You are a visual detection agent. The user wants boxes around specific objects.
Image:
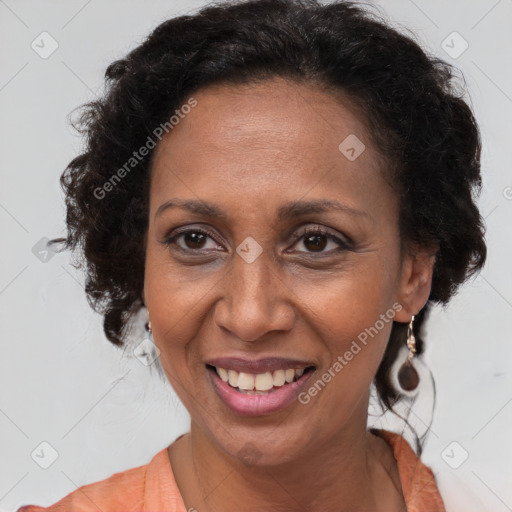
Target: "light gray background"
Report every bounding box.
[1,1,511,511]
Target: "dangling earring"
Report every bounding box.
[133,308,160,367]
[145,309,152,336]
[397,315,419,391]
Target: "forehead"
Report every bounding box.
[154,77,371,156]
[149,77,393,221]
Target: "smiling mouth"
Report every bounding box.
[206,364,315,394]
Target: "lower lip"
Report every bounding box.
[207,366,315,416]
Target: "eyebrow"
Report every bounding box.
[155,198,371,222]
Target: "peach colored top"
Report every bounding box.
[17,429,445,512]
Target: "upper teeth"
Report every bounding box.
[215,367,306,391]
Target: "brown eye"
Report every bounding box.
[291,226,351,254]
[303,233,329,252]
[161,227,223,253]
[182,231,208,249]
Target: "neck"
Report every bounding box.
[169,399,404,512]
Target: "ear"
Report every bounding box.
[394,243,437,323]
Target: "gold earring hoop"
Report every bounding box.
[397,315,419,391]
[145,309,152,334]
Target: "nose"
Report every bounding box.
[213,248,295,343]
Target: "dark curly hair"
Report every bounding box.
[49,0,486,435]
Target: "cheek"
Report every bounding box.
[143,250,200,355]
[298,254,400,383]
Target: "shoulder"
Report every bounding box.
[16,448,170,512]
[371,428,446,512]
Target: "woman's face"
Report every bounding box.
[144,77,430,465]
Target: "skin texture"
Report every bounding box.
[143,77,436,512]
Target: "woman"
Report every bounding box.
[17,0,486,510]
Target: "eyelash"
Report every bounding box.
[161,225,351,255]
